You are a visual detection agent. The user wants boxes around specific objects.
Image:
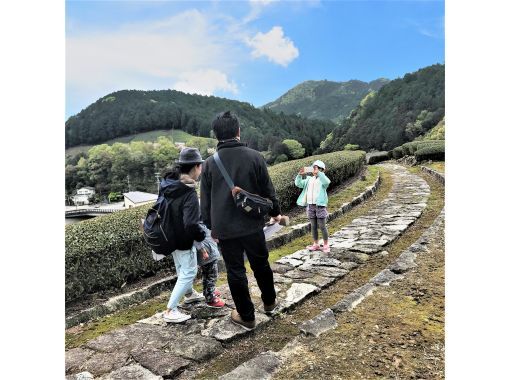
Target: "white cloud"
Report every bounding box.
[245,26,299,67]
[173,69,238,95]
[244,0,278,23]
[66,9,239,95]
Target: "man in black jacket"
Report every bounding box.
[200,111,282,330]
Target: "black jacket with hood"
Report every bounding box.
[200,140,281,240]
[160,175,205,250]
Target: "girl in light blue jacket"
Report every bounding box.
[295,160,331,253]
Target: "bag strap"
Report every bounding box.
[213,152,235,191]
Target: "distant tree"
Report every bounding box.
[343,143,360,151]
[274,154,288,164]
[282,139,305,159]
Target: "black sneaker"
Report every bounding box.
[230,309,256,331]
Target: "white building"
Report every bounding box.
[72,187,96,206]
[123,191,158,208]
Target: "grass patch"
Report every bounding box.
[65,295,167,349]
[423,161,445,173]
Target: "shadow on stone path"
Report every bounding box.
[66,163,430,380]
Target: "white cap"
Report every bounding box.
[312,160,326,170]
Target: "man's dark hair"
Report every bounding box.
[212,111,240,141]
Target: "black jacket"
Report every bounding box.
[160,177,205,250]
[200,140,281,240]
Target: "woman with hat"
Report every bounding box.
[160,147,224,323]
[295,160,332,253]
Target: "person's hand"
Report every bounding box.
[211,231,219,243]
[270,215,282,224]
[313,166,319,176]
[201,248,209,260]
[298,167,305,175]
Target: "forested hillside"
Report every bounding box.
[262,79,389,123]
[65,89,336,156]
[318,64,445,152]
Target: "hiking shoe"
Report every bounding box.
[230,309,256,331]
[206,297,225,309]
[183,288,205,304]
[162,309,191,323]
[306,243,321,251]
[322,243,331,253]
[263,300,279,316]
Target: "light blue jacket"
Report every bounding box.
[295,172,331,207]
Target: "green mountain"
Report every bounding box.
[65,89,336,156]
[262,78,389,123]
[318,64,445,152]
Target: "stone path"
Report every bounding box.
[221,208,445,380]
[66,163,430,380]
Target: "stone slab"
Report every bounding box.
[99,363,163,380]
[282,268,315,280]
[275,257,303,267]
[301,257,341,267]
[300,308,338,338]
[369,269,404,286]
[66,347,95,374]
[297,265,348,278]
[83,351,129,377]
[219,351,282,380]
[271,263,294,274]
[331,250,370,263]
[301,274,337,289]
[283,283,318,308]
[84,326,142,353]
[273,272,293,284]
[66,372,94,380]
[170,335,224,362]
[389,251,417,273]
[349,244,382,254]
[331,283,377,313]
[131,347,191,377]
[201,312,271,342]
[339,261,359,271]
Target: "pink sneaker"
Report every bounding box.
[213,289,221,297]
[322,243,331,253]
[206,297,225,308]
[306,243,321,251]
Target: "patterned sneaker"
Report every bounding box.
[306,243,321,251]
[206,297,225,308]
[162,309,191,323]
[183,288,205,304]
[322,243,331,253]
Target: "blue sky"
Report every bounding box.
[66,0,444,119]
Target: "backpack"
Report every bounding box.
[142,194,176,256]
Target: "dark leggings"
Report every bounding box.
[310,217,328,242]
[201,260,218,303]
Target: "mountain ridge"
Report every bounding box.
[262,78,389,123]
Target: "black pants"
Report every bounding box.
[219,230,276,322]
